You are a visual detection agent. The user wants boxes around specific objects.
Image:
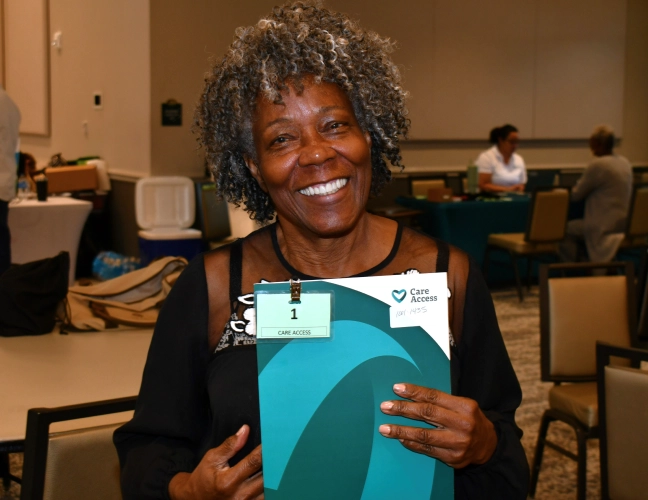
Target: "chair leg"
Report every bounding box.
[510,252,524,301]
[529,411,553,498]
[0,452,10,490]
[576,428,588,500]
[526,257,533,291]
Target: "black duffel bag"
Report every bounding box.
[0,251,69,336]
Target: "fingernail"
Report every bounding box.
[380,401,393,411]
[378,424,391,436]
[393,383,405,393]
[236,425,246,436]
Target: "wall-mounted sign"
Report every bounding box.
[162,99,182,126]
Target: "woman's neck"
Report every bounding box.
[274,213,396,278]
[496,145,512,164]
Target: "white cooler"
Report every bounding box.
[136,177,203,266]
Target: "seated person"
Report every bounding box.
[113,4,529,499]
[17,152,38,192]
[559,125,633,262]
[476,124,526,193]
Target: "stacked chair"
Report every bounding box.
[596,342,648,500]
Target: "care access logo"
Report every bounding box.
[391,289,407,303]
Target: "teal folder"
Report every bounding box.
[255,273,453,499]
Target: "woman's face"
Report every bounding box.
[497,131,519,158]
[246,77,372,238]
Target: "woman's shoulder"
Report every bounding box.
[475,146,497,169]
[512,151,526,167]
[399,226,471,277]
[203,224,274,272]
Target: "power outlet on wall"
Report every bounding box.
[93,92,103,110]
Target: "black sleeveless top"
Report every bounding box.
[206,224,451,464]
[114,223,529,499]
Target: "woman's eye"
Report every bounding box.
[270,136,288,146]
[328,121,347,131]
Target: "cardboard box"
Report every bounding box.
[45,165,98,194]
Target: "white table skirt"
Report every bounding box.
[0,328,152,443]
[8,197,92,285]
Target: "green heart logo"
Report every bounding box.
[392,289,407,303]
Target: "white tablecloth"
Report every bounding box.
[0,328,152,443]
[8,197,92,285]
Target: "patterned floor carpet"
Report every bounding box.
[1,287,599,499]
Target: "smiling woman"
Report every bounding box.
[113,3,529,499]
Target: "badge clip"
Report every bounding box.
[290,277,301,303]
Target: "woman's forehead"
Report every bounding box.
[253,78,353,120]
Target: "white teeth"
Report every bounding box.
[299,178,348,197]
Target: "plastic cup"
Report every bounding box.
[36,178,48,202]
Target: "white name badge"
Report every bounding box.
[256,292,332,340]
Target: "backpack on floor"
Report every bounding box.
[0,252,70,336]
[62,256,187,331]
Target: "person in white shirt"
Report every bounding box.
[0,85,21,275]
[475,124,526,193]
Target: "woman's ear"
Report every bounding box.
[244,155,268,193]
[364,130,372,148]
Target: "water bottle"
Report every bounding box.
[467,161,478,195]
[17,175,30,199]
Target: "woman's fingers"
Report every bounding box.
[206,425,251,470]
[377,424,472,467]
[241,467,265,498]
[391,383,464,409]
[380,383,498,467]
[230,444,263,484]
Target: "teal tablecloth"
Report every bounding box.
[396,195,534,284]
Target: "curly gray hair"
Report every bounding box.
[194,1,410,222]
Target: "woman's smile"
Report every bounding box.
[298,177,348,197]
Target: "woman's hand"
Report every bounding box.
[378,383,497,469]
[168,425,263,500]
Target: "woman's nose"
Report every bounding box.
[297,135,335,167]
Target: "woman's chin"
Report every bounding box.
[283,211,368,240]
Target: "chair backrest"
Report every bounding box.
[193,179,232,242]
[539,262,636,382]
[21,397,137,500]
[639,249,648,345]
[411,178,445,197]
[524,169,558,193]
[426,187,453,202]
[558,170,582,188]
[43,423,123,500]
[596,342,648,500]
[626,183,648,239]
[525,187,570,243]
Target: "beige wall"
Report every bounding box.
[402,0,648,170]
[149,0,277,177]
[16,0,648,178]
[19,0,151,178]
[148,0,647,177]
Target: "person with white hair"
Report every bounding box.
[560,125,633,262]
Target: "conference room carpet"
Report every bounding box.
[0,287,598,499]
